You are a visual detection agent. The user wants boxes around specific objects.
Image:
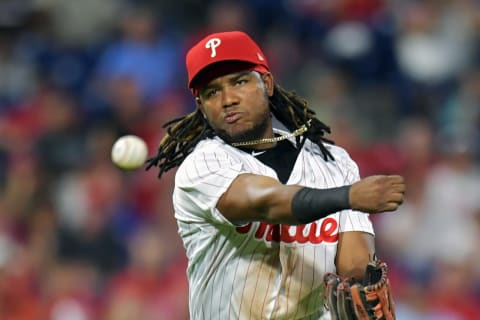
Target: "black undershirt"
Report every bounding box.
[241,139,299,184]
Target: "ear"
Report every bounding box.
[261,72,275,97]
[195,97,207,118]
[195,96,203,109]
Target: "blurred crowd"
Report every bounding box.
[0,0,479,319]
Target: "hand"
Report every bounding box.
[349,175,405,213]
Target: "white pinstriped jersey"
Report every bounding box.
[173,130,374,320]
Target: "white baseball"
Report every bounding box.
[111,135,148,170]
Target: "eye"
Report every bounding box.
[205,88,219,98]
[235,78,248,85]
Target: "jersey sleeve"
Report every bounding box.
[330,145,375,235]
[174,147,248,225]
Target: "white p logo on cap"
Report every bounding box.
[205,38,221,58]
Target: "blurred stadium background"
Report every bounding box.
[0,0,479,319]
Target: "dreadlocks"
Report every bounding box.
[146,83,334,178]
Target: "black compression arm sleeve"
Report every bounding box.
[291,186,351,224]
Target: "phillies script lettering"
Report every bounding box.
[236,217,338,244]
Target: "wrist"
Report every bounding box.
[291,185,351,224]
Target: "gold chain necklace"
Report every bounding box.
[231,120,311,147]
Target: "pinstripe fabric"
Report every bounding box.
[173,132,374,320]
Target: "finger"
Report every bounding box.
[388,200,402,209]
[388,184,405,194]
[382,202,400,212]
[388,193,404,204]
[387,175,404,184]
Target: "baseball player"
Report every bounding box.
[147,31,403,319]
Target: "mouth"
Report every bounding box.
[225,112,242,124]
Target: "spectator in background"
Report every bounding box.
[393,0,478,118]
[94,6,182,105]
[102,224,188,320]
[373,118,436,300]
[34,88,86,180]
[413,133,480,269]
[0,29,38,108]
[32,0,124,47]
[438,68,480,160]
[52,125,128,276]
[395,1,476,87]
[87,4,187,145]
[375,118,436,262]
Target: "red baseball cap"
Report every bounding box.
[186,31,270,95]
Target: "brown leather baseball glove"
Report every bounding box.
[323,260,396,320]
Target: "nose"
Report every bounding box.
[221,86,239,108]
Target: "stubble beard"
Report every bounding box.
[216,109,271,145]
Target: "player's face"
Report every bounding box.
[196,71,274,145]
